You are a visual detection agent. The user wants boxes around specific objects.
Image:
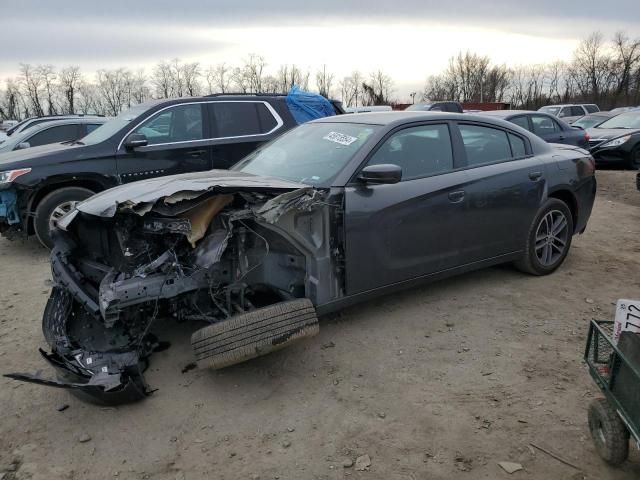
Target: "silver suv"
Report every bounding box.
[538,104,600,124]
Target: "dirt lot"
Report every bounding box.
[1,170,639,480]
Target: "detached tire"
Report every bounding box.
[192,299,319,370]
[515,198,573,276]
[588,398,630,466]
[34,187,94,249]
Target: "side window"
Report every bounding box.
[366,124,453,180]
[508,133,527,158]
[210,102,278,137]
[584,105,599,114]
[459,124,512,166]
[133,104,203,145]
[558,107,571,118]
[85,124,102,134]
[531,115,558,135]
[571,106,585,117]
[25,124,79,148]
[510,116,531,131]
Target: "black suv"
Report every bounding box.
[0,94,343,247]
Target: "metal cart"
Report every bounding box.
[585,320,640,465]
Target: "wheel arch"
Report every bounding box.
[26,176,112,234]
[548,188,578,233]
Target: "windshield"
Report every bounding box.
[232,123,379,186]
[573,115,610,129]
[80,103,152,145]
[539,106,561,116]
[405,103,431,111]
[596,112,640,130]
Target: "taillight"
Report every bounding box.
[585,133,590,141]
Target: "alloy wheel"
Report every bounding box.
[534,210,569,267]
[49,201,76,231]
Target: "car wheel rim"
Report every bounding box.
[49,201,76,231]
[534,210,569,267]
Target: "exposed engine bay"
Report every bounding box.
[5,172,345,404]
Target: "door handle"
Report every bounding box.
[187,149,207,158]
[529,171,543,181]
[448,190,465,203]
[559,135,566,140]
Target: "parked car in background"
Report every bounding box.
[538,104,600,124]
[610,106,640,113]
[405,101,464,113]
[0,118,108,154]
[4,114,106,137]
[0,92,343,248]
[0,120,19,131]
[572,111,619,130]
[8,111,597,404]
[481,110,589,148]
[586,111,640,169]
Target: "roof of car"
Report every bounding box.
[311,111,525,128]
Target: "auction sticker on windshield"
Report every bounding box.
[613,299,640,344]
[323,131,358,146]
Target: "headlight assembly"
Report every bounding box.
[0,168,31,185]
[601,135,631,148]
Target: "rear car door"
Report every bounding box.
[454,122,545,262]
[208,101,283,169]
[344,122,468,295]
[116,103,211,183]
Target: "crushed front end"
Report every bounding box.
[5,172,344,404]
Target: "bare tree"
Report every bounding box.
[96,68,131,116]
[38,65,58,115]
[19,63,44,116]
[316,64,334,98]
[362,70,394,105]
[182,62,201,97]
[206,63,231,94]
[60,66,82,114]
[152,61,173,99]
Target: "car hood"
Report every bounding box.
[587,128,640,140]
[0,142,82,168]
[74,169,311,218]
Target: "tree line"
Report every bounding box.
[1,31,638,121]
[423,31,640,109]
[0,54,395,120]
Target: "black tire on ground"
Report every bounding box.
[588,398,630,466]
[514,198,574,276]
[34,187,94,249]
[191,299,319,370]
[629,146,640,170]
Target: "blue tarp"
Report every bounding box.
[285,86,336,124]
[0,188,20,224]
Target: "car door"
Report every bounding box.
[116,103,211,183]
[454,122,545,262]
[208,101,283,169]
[344,122,468,295]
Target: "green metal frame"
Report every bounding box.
[585,319,640,445]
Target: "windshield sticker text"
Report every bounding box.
[323,132,358,146]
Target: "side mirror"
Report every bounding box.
[358,164,402,185]
[15,142,30,150]
[124,133,148,150]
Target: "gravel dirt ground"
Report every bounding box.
[1,170,639,480]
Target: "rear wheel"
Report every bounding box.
[588,398,630,465]
[34,187,94,249]
[515,198,573,275]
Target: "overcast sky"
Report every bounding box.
[2,1,639,100]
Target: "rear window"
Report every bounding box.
[210,102,279,138]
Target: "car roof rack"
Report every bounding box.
[204,92,289,98]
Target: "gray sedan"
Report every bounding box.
[7,112,597,405]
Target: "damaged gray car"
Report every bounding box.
[6,112,597,404]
